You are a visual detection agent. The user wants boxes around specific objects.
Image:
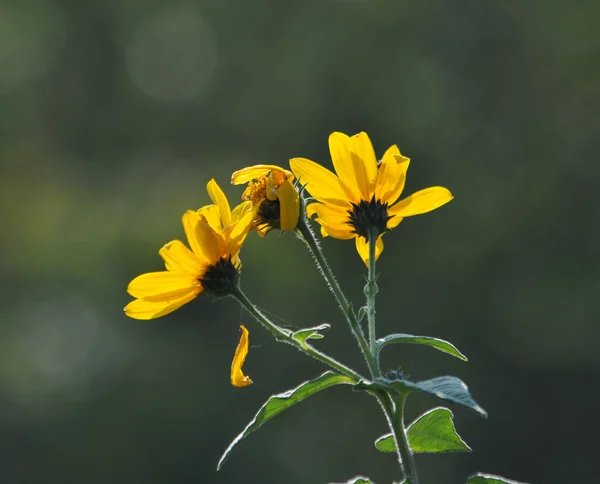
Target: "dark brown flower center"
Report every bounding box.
[347,196,391,239]
[200,257,239,297]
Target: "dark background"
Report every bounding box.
[1,1,598,483]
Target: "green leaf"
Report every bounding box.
[331,476,374,484]
[358,306,368,322]
[407,407,471,452]
[377,333,467,361]
[375,407,471,454]
[467,473,529,484]
[292,324,330,348]
[392,376,487,417]
[217,371,353,470]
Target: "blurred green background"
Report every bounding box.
[1,1,598,483]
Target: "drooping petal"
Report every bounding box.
[197,205,222,233]
[355,235,384,268]
[230,325,252,387]
[289,157,349,206]
[159,240,204,274]
[182,210,221,264]
[127,271,201,298]
[276,178,300,231]
[231,165,293,185]
[328,132,363,203]
[388,186,453,218]
[351,132,378,197]
[124,288,201,320]
[206,179,231,227]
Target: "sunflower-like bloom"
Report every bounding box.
[124,180,255,320]
[290,132,453,266]
[231,165,300,236]
[231,325,252,387]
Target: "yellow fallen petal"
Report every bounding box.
[355,235,384,268]
[328,132,363,203]
[159,240,204,274]
[276,178,300,231]
[389,186,453,218]
[231,165,293,185]
[231,325,252,387]
[206,179,231,228]
[289,157,349,206]
[124,288,201,320]
[351,132,378,198]
[127,271,201,298]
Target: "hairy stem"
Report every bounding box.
[365,228,379,361]
[232,287,363,382]
[296,216,379,378]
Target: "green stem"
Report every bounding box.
[296,216,379,378]
[391,392,419,484]
[365,227,379,359]
[232,287,363,382]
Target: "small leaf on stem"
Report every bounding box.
[377,333,467,361]
[467,473,529,484]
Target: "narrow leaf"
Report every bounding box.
[217,371,353,470]
[393,376,487,417]
[374,407,470,454]
[292,324,330,348]
[377,333,467,361]
[467,473,529,484]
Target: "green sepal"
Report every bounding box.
[356,376,486,417]
[292,323,330,348]
[375,407,471,454]
[217,371,353,470]
[467,473,529,483]
[377,333,467,361]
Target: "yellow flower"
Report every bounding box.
[290,132,453,266]
[231,325,252,387]
[124,180,254,320]
[231,165,300,236]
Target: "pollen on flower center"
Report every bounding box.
[347,196,391,239]
[242,175,269,205]
[200,257,239,297]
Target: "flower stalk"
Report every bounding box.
[295,213,379,379]
[365,227,379,361]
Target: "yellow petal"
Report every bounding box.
[387,214,403,230]
[230,200,254,224]
[231,325,252,387]
[197,205,222,233]
[328,132,363,203]
[375,147,410,205]
[124,288,200,320]
[289,157,349,206]
[351,132,378,198]
[127,271,201,298]
[206,179,231,227]
[389,186,453,218]
[355,235,384,268]
[231,165,293,185]
[315,219,355,240]
[276,178,300,231]
[182,210,221,264]
[159,240,204,274]
[306,202,350,226]
[226,208,255,259]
